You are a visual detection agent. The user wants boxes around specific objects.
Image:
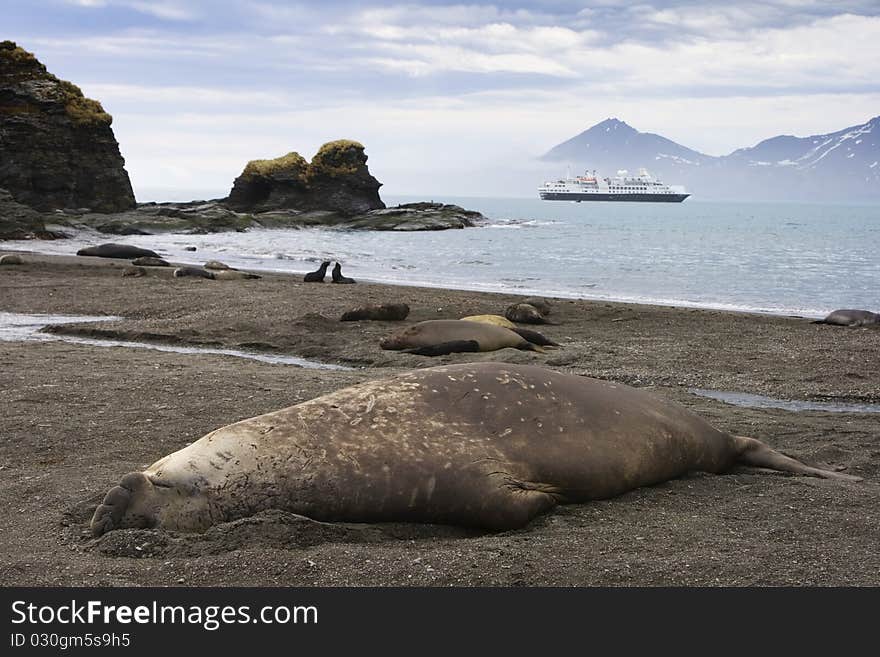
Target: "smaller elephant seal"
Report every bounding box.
[76,243,160,259]
[0,254,23,265]
[131,256,169,267]
[341,303,410,321]
[380,319,542,356]
[461,314,517,329]
[173,266,215,280]
[813,309,880,327]
[304,261,330,282]
[522,297,552,316]
[461,316,559,347]
[213,270,261,281]
[332,262,355,284]
[121,266,146,277]
[204,260,232,271]
[506,303,557,325]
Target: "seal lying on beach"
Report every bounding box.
[340,303,410,321]
[90,362,859,536]
[813,309,880,327]
[131,256,169,267]
[173,266,215,279]
[506,303,557,325]
[76,244,160,259]
[380,319,542,356]
[462,315,560,347]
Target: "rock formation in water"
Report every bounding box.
[0,41,135,213]
[226,140,385,215]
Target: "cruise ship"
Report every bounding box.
[539,168,689,202]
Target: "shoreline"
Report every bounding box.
[0,246,828,319]
[1,250,878,586]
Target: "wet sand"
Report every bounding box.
[1,251,878,586]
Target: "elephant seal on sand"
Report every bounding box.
[461,315,559,348]
[341,303,410,321]
[77,244,160,259]
[814,309,880,327]
[91,362,859,536]
[131,256,169,267]
[0,254,23,265]
[506,303,557,325]
[380,319,541,356]
[461,314,517,329]
[173,266,215,279]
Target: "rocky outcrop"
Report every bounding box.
[0,188,50,239]
[57,200,486,234]
[0,41,135,213]
[226,140,385,215]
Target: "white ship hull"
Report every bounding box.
[539,168,689,203]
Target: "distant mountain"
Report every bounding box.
[542,116,880,201]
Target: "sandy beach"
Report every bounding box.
[1,251,878,586]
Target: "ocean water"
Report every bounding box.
[5,197,879,318]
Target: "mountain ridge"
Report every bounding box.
[542,116,880,201]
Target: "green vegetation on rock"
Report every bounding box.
[58,81,112,126]
[241,152,308,180]
[307,139,365,178]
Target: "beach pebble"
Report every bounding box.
[184,246,197,251]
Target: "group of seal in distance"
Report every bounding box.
[90,362,860,536]
[304,261,354,284]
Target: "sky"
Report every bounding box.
[5,0,880,199]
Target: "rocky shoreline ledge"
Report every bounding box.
[42,199,487,235]
[0,42,487,239]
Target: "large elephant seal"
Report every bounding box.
[380,319,541,356]
[77,243,160,259]
[814,309,880,327]
[91,363,859,536]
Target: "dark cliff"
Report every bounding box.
[0,41,135,213]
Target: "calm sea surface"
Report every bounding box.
[5,197,879,318]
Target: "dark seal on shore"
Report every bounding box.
[331,262,355,284]
[77,244,160,259]
[90,362,860,536]
[814,309,880,327]
[304,261,330,283]
[341,303,410,321]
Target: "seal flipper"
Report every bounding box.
[405,340,481,356]
[510,327,560,348]
[733,436,862,482]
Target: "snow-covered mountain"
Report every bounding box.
[542,116,880,201]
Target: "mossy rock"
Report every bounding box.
[307,139,366,179]
[241,152,308,180]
